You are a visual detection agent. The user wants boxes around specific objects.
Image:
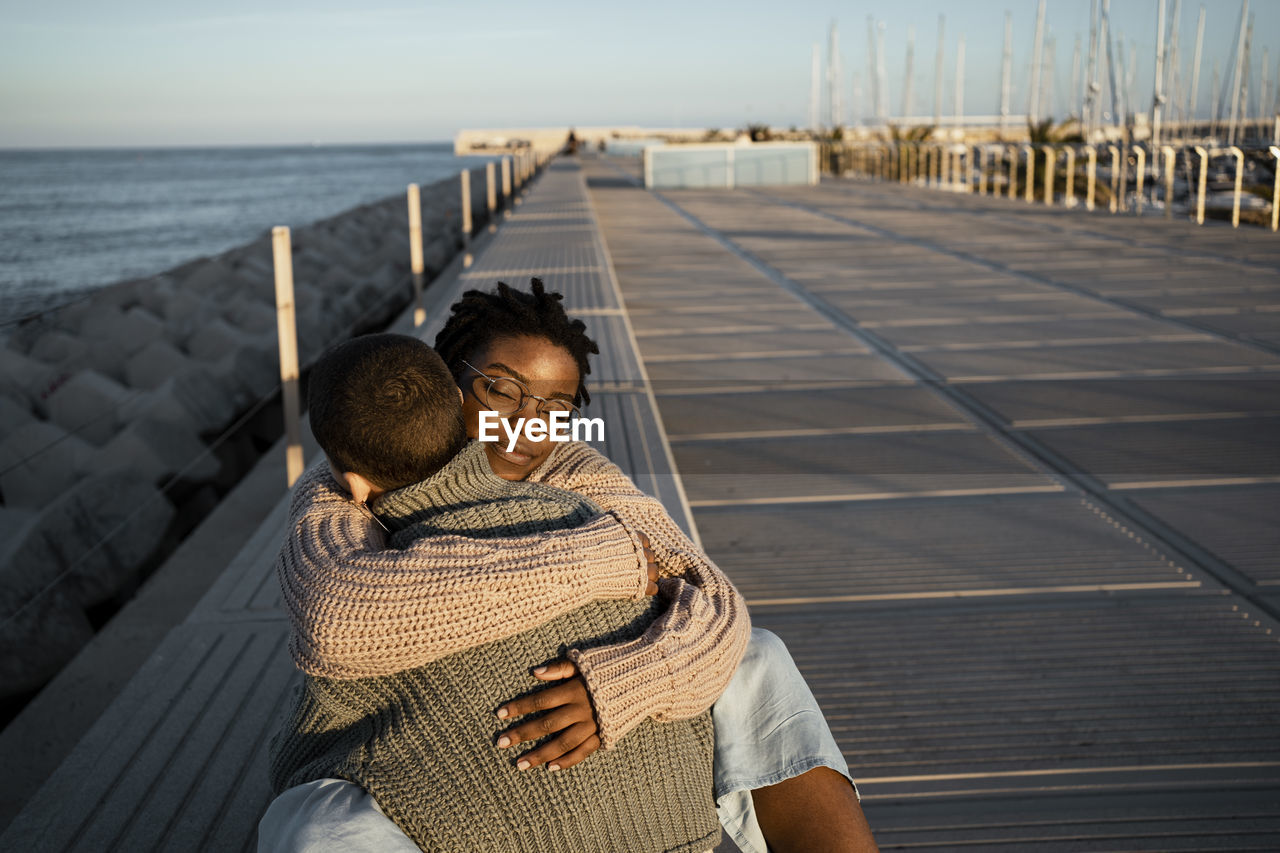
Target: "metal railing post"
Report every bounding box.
[1161,146,1175,220]
[1271,147,1280,231]
[1041,145,1055,205]
[1064,147,1077,206]
[486,161,497,233]
[501,157,512,218]
[1022,145,1035,203]
[459,169,472,269]
[1107,144,1120,213]
[1008,146,1018,199]
[1132,146,1145,215]
[1085,146,1097,211]
[407,184,426,327]
[978,147,989,195]
[1228,146,1243,228]
[1193,146,1208,224]
[270,226,304,487]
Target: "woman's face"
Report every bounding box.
[460,335,581,481]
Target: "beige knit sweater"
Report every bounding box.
[277,440,750,748]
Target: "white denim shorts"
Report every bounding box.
[259,628,855,853]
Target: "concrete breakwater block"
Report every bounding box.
[180,258,269,306]
[123,366,239,434]
[223,299,277,335]
[43,370,136,446]
[125,339,194,391]
[0,348,57,410]
[0,586,94,699]
[0,473,173,695]
[79,306,165,357]
[186,316,272,362]
[1,471,173,610]
[0,421,97,508]
[102,417,220,486]
[0,394,37,434]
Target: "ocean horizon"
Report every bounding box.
[0,142,497,326]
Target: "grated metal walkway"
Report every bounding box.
[584,153,1280,850]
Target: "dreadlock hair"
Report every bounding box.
[433,277,599,407]
[308,333,467,491]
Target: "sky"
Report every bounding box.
[1,0,1276,148]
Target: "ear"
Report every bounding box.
[342,471,385,505]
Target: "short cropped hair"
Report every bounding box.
[308,334,466,491]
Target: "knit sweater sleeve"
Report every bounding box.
[528,442,751,749]
[278,467,650,679]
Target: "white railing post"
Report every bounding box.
[271,226,304,487]
[1085,146,1097,211]
[459,169,473,269]
[501,157,512,218]
[407,184,426,327]
[1107,144,1121,213]
[1064,147,1077,207]
[1161,146,1176,220]
[1041,145,1055,205]
[1008,146,1018,199]
[486,161,497,233]
[1228,146,1243,228]
[1132,146,1145,214]
[1022,145,1035,203]
[978,147,989,195]
[1193,146,1208,224]
[1270,146,1280,231]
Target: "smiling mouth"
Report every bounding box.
[491,445,534,466]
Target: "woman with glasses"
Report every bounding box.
[260,280,877,853]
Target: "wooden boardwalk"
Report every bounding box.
[3,153,1279,851]
[585,154,1280,849]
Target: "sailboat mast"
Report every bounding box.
[1187,5,1205,131]
[933,15,945,125]
[810,43,820,131]
[1029,0,1047,123]
[902,26,915,118]
[1001,12,1013,135]
[1227,0,1248,145]
[1152,0,1167,147]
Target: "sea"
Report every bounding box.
[0,143,498,327]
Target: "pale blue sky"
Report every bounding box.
[1,0,1274,147]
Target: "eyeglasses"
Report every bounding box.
[461,359,581,418]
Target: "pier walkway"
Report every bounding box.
[4,153,1280,850]
[587,153,1280,848]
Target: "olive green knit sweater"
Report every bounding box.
[269,442,720,853]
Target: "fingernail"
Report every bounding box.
[533,666,547,675]
[496,708,509,719]
[548,763,561,772]
[497,736,511,748]
[517,759,530,770]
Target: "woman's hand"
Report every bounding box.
[639,531,659,595]
[495,660,601,771]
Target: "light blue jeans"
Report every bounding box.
[258,628,855,853]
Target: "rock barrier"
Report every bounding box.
[0,169,492,700]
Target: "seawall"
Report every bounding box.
[0,168,494,712]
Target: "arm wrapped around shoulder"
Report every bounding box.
[278,467,651,679]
